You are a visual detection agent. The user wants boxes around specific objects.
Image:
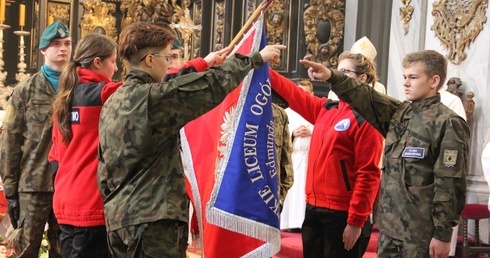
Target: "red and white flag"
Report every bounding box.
[181,13,281,258]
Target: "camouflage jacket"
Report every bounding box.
[97,52,264,231]
[329,70,469,244]
[0,71,56,197]
[272,103,293,203]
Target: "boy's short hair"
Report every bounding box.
[403,50,447,89]
[118,22,175,65]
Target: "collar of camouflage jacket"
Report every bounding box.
[124,68,154,84]
[410,94,441,113]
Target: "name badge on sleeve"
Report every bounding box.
[402,147,426,159]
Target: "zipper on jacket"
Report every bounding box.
[340,160,351,191]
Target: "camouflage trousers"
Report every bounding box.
[9,192,61,258]
[107,219,188,258]
[377,233,429,258]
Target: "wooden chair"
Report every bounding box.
[461,204,490,258]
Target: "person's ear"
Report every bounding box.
[143,55,153,68]
[431,75,441,89]
[93,57,102,69]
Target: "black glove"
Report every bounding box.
[7,196,19,229]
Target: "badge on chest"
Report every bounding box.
[401,147,425,159]
[334,118,350,132]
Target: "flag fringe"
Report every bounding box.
[180,133,206,255]
[207,207,281,257]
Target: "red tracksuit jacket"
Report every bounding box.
[49,68,122,226]
[269,69,383,227]
[49,58,209,227]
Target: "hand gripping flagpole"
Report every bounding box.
[220,0,274,60]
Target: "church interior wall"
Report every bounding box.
[0,0,489,244]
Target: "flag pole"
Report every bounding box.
[220,0,274,59]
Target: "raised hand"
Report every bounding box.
[204,47,229,67]
[299,59,332,81]
[260,45,286,63]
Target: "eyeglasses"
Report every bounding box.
[140,53,173,62]
[339,68,361,75]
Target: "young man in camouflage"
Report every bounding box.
[168,37,184,70]
[301,50,470,257]
[97,22,284,257]
[271,96,294,210]
[0,21,71,257]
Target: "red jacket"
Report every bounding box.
[165,57,208,80]
[269,69,383,227]
[49,68,122,227]
[49,58,209,227]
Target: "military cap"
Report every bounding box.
[350,36,377,61]
[39,21,70,50]
[172,37,182,50]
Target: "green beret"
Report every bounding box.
[39,21,70,50]
[172,37,182,50]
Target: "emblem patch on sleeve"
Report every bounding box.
[443,149,458,168]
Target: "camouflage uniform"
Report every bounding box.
[98,52,264,256]
[0,71,61,257]
[329,70,469,256]
[272,103,294,204]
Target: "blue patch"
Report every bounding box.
[71,108,80,124]
[334,118,350,132]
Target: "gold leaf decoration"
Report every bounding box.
[431,0,488,64]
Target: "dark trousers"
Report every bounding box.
[302,204,372,258]
[107,219,188,258]
[59,224,109,258]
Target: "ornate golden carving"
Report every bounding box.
[47,2,70,26]
[303,0,345,68]
[400,0,414,35]
[116,1,201,75]
[214,1,225,51]
[120,0,175,28]
[118,0,201,59]
[431,0,488,64]
[170,5,201,61]
[80,2,118,41]
[265,0,287,69]
[29,1,40,69]
[246,0,256,19]
[192,2,203,58]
